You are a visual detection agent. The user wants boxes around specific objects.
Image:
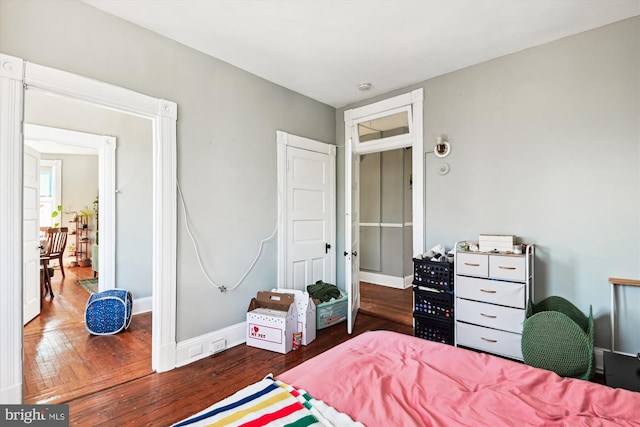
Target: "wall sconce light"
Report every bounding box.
[434,134,451,158]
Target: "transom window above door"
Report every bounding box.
[353,105,414,154]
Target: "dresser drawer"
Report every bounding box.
[455,298,525,333]
[456,321,523,360]
[456,276,526,308]
[456,253,488,277]
[489,255,526,281]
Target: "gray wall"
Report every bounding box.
[26,90,153,299]
[403,149,413,276]
[1,0,335,340]
[337,17,640,353]
[359,148,413,278]
[360,153,381,271]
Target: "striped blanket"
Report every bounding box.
[172,375,363,427]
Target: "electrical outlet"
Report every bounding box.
[211,339,226,354]
[188,344,203,358]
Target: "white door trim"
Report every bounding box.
[24,124,117,293]
[0,54,27,403]
[276,131,336,288]
[343,89,424,334]
[0,53,178,403]
[345,88,424,258]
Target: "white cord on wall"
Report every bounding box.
[177,181,278,292]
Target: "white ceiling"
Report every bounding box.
[83,0,639,108]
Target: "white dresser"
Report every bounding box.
[454,243,534,360]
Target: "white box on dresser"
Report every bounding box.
[454,242,534,361]
[478,234,514,253]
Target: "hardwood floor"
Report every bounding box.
[23,264,152,404]
[23,267,414,424]
[25,271,609,425]
[67,313,413,426]
[359,281,414,326]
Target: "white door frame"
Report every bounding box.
[24,124,117,293]
[343,89,424,332]
[276,131,337,288]
[346,88,424,256]
[0,53,178,403]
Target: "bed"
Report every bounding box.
[174,330,640,426]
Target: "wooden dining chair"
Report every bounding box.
[40,227,69,298]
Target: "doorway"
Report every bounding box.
[343,89,424,333]
[357,147,414,325]
[0,54,177,403]
[359,148,413,289]
[22,117,134,402]
[23,121,117,294]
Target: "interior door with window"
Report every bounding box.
[23,145,41,324]
[344,137,360,334]
[343,89,425,334]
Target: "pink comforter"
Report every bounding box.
[277,330,640,426]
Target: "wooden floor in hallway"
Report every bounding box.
[359,281,414,326]
[23,265,152,404]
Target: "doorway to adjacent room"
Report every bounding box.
[343,88,424,333]
[0,54,178,403]
[21,92,153,403]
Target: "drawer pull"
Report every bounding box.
[498,266,517,270]
[464,262,481,267]
[480,289,497,294]
[480,313,497,318]
[481,337,498,343]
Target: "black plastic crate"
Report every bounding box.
[412,258,454,291]
[414,313,454,345]
[413,286,454,320]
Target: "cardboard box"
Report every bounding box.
[479,234,514,253]
[246,292,297,354]
[272,288,316,345]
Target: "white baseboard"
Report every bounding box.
[132,296,152,315]
[360,271,412,289]
[176,322,246,368]
[404,275,413,288]
[0,382,21,404]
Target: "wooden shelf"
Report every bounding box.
[73,218,92,264]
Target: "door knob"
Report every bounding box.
[352,251,358,257]
[325,243,331,254]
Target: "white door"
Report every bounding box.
[23,145,41,324]
[344,137,360,334]
[277,131,336,291]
